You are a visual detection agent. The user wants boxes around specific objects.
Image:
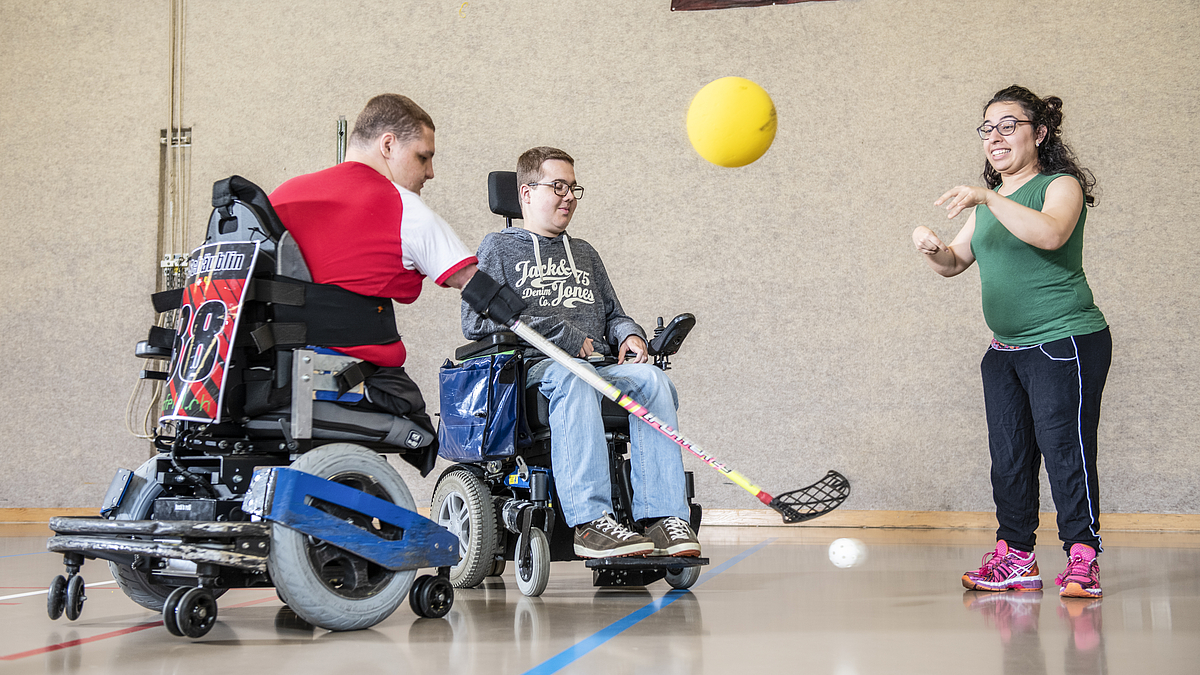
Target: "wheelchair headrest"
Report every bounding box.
[488,171,522,220]
[209,175,288,242]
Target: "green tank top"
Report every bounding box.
[971,173,1107,346]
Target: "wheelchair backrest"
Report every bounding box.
[488,171,522,226]
[205,175,287,255]
[277,232,313,282]
[159,175,403,427]
[161,176,288,424]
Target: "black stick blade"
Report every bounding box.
[768,470,850,524]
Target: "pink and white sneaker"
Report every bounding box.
[1056,543,1103,598]
[962,540,1043,592]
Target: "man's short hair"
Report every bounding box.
[349,94,435,148]
[516,146,575,186]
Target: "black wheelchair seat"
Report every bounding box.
[244,401,432,449]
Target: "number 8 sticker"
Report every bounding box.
[177,300,228,382]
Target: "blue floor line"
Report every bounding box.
[0,551,48,560]
[520,537,778,675]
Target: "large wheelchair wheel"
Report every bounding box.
[431,470,497,589]
[268,444,416,631]
[107,457,171,610]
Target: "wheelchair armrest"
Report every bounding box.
[455,332,526,361]
[647,313,696,357]
[135,340,173,360]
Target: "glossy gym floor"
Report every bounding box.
[3,523,1197,674]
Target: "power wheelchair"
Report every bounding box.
[46,176,460,637]
[429,171,707,597]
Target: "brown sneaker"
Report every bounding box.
[645,516,701,557]
[573,514,655,559]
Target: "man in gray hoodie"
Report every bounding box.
[462,147,699,559]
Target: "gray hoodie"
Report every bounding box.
[461,227,645,357]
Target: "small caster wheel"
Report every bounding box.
[665,565,701,590]
[515,529,550,597]
[409,575,454,619]
[47,575,67,620]
[174,588,218,638]
[407,576,428,615]
[64,575,86,621]
[162,587,189,636]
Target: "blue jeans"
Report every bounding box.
[528,359,690,528]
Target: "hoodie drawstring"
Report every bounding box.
[528,230,578,281]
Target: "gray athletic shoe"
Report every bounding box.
[645,516,701,557]
[573,514,655,559]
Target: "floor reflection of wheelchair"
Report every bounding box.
[45,176,458,637]
[430,171,707,598]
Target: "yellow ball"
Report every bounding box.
[686,77,777,168]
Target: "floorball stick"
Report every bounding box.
[508,320,849,524]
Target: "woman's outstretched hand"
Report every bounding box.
[935,185,991,219]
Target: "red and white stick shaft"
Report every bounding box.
[509,320,775,505]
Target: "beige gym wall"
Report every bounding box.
[1,0,1196,519]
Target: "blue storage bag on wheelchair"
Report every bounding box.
[438,352,528,461]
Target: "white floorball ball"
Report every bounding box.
[828,538,868,568]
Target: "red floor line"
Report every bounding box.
[0,622,162,660]
[0,592,278,661]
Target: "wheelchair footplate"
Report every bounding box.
[586,555,708,588]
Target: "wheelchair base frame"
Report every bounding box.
[48,517,272,573]
[45,464,458,635]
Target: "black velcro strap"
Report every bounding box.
[151,288,184,314]
[462,271,526,326]
[147,325,176,350]
[247,279,305,306]
[334,361,378,396]
[272,281,399,348]
[249,325,276,351]
[250,324,308,352]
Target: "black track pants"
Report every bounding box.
[981,328,1111,553]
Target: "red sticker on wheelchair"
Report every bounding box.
[161,241,260,423]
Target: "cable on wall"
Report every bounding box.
[127,0,192,441]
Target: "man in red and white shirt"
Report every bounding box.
[270,94,478,461]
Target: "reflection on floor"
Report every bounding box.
[2,524,1198,674]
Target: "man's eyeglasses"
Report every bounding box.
[977,119,1034,140]
[528,181,584,199]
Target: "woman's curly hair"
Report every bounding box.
[983,85,1098,206]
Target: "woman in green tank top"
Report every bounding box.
[910,86,1111,599]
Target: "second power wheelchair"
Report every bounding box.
[45,176,460,637]
[430,171,707,597]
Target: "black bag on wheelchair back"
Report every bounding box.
[438,353,530,461]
